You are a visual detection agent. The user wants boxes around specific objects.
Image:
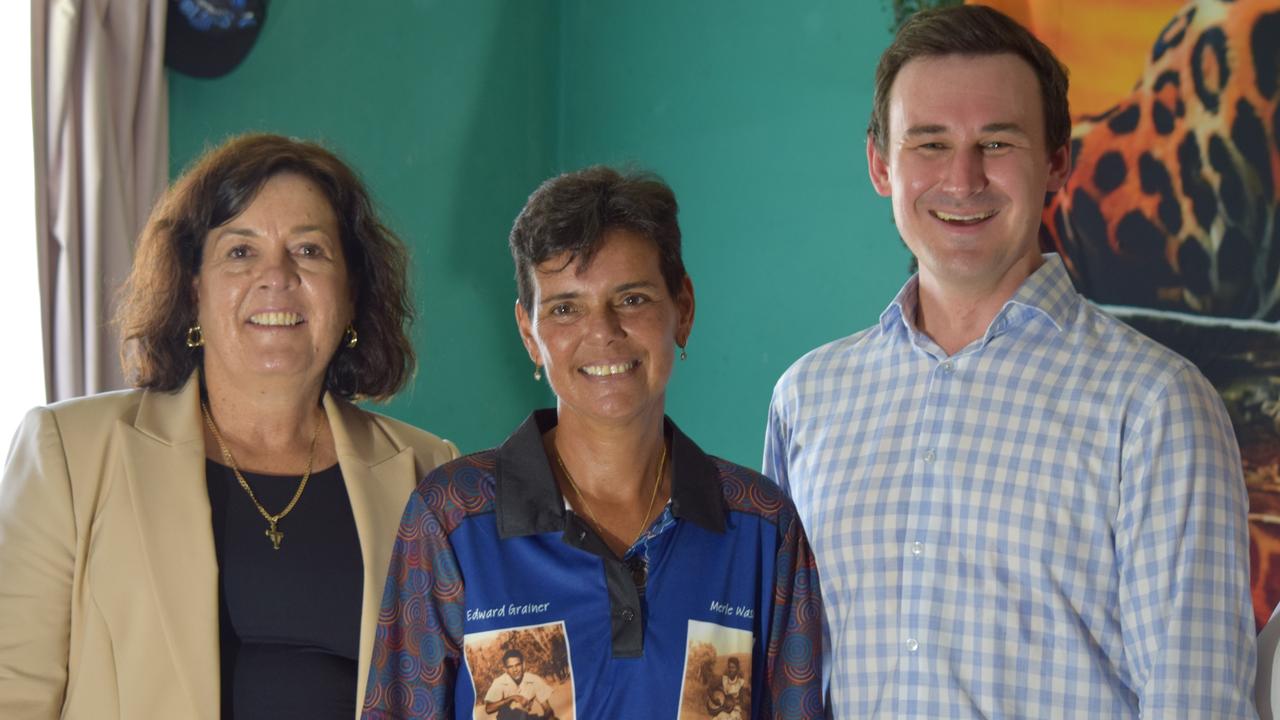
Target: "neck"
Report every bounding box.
[915,256,1041,356]
[201,366,331,473]
[551,409,667,504]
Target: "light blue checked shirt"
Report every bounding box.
[765,255,1255,718]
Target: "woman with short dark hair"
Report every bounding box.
[364,166,823,719]
[0,133,457,719]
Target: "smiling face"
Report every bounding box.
[504,656,524,684]
[867,52,1070,300]
[193,172,352,393]
[515,229,694,429]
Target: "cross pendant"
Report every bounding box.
[265,523,283,550]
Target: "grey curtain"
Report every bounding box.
[32,0,168,401]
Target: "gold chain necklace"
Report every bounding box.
[555,441,667,546]
[201,402,321,550]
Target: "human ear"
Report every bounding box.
[674,275,695,348]
[867,135,893,198]
[514,300,542,366]
[1045,143,1071,192]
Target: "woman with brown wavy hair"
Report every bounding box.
[0,133,457,720]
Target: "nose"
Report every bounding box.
[257,247,300,289]
[586,304,626,341]
[941,147,987,197]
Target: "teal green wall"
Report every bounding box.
[169,1,907,468]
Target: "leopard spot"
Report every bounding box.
[1094,151,1127,195]
[1152,102,1175,135]
[1116,211,1166,258]
[1177,237,1212,296]
[1152,71,1180,134]
[1252,11,1280,98]
[1153,70,1181,94]
[1107,105,1141,135]
[1139,153,1182,235]
[1152,5,1196,63]
[1192,28,1230,114]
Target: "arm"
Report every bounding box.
[0,408,75,719]
[1115,364,1256,718]
[483,695,523,714]
[362,483,465,719]
[762,501,824,719]
[482,678,530,714]
[762,387,791,494]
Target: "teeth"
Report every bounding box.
[581,361,637,377]
[249,312,302,326]
[934,209,995,223]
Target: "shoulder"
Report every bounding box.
[330,400,461,470]
[772,327,878,399]
[44,387,146,425]
[17,387,150,450]
[1073,304,1219,405]
[1063,306,1233,451]
[711,456,798,527]
[408,448,501,533]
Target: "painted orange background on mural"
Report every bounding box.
[977,0,1187,114]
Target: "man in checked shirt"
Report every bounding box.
[764,5,1255,717]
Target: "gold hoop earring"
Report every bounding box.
[533,366,542,381]
[343,325,358,349]
[186,324,204,348]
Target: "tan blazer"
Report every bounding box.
[0,375,459,719]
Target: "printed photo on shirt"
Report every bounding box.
[677,619,753,720]
[463,620,575,720]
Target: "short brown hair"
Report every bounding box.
[868,4,1070,156]
[115,133,416,400]
[509,166,685,312]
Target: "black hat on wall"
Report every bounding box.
[164,0,268,79]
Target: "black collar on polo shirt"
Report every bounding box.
[494,408,727,540]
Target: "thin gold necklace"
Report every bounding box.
[201,401,321,550]
[555,441,667,546]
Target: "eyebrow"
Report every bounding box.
[903,122,1030,138]
[537,280,659,305]
[215,224,332,238]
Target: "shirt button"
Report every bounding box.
[911,541,923,557]
[905,637,919,652]
[923,449,936,463]
[941,360,954,373]
[621,608,636,623]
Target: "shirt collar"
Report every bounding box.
[494,409,727,539]
[879,253,1079,341]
